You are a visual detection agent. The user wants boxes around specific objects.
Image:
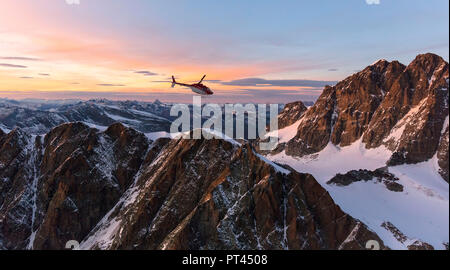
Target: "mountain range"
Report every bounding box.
[0,53,448,250]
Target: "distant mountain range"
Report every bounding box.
[0,53,448,250]
[0,99,173,135]
[0,98,288,139]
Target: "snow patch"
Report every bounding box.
[82,122,108,132]
[104,112,141,124]
[383,98,428,148]
[128,109,169,122]
[267,139,449,249]
[265,118,303,143]
[201,129,242,146]
[80,217,122,250]
[254,151,290,175]
[145,131,172,142]
[0,124,11,134]
[270,138,391,181]
[371,59,387,65]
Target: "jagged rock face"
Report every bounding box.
[0,129,42,249]
[284,53,449,175]
[364,54,449,164]
[1,124,385,250]
[285,86,337,156]
[331,60,406,147]
[285,60,406,156]
[81,136,385,250]
[33,123,149,249]
[277,101,307,129]
[437,124,449,182]
[0,122,149,250]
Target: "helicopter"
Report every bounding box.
[171,75,213,95]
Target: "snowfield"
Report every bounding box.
[266,118,303,143]
[268,137,449,250]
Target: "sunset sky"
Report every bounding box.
[0,0,448,103]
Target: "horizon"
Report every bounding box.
[0,0,449,103]
[0,96,315,105]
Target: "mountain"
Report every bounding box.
[0,123,150,249]
[0,98,284,140]
[282,59,404,156]
[0,53,448,250]
[276,101,308,129]
[364,54,448,167]
[266,53,449,249]
[0,123,384,250]
[277,53,448,181]
[0,99,173,135]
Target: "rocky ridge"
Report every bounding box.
[279,53,448,181]
[0,123,385,250]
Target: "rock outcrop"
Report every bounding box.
[327,167,404,192]
[381,222,434,250]
[0,129,42,249]
[286,59,406,156]
[0,124,385,250]
[436,121,449,182]
[284,86,337,156]
[282,53,449,181]
[276,101,308,129]
[81,135,385,250]
[0,122,149,249]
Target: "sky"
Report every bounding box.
[0,0,448,103]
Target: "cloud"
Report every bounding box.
[0,63,27,68]
[151,80,171,83]
[19,76,33,79]
[365,0,380,5]
[39,73,50,76]
[328,68,338,72]
[97,83,126,87]
[0,57,41,61]
[220,78,336,87]
[134,70,158,76]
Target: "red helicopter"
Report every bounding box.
[171,75,214,95]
